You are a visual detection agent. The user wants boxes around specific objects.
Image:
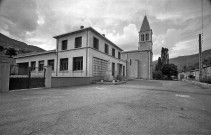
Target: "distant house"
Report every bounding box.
[15,27,126,81]
[178,65,211,81]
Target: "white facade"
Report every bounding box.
[15,27,126,81]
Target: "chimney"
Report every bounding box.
[80,26,84,29]
[102,34,105,37]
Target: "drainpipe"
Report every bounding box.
[56,39,58,76]
[149,51,151,79]
[86,29,88,76]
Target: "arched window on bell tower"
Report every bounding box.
[146,33,149,41]
[140,34,144,41]
[141,34,145,41]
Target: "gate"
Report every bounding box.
[9,65,45,90]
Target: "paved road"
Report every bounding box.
[0,80,211,135]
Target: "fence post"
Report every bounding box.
[45,66,52,88]
[0,62,10,93]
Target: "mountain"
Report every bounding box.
[153,49,211,72]
[0,33,45,53]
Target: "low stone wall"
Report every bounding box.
[51,77,93,88]
[182,79,211,89]
[0,62,10,93]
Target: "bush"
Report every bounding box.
[188,75,195,79]
[162,63,178,79]
[153,71,163,80]
[201,77,211,84]
[5,48,17,57]
[116,75,125,81]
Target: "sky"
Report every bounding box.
[0,0,211,61]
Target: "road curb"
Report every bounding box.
[182,79,211,89]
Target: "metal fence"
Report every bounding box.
[9,65,45,90]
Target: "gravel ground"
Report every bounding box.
[0,79,211,135]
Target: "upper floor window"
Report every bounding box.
[61,40,67,50]
[105,44,109,54]
[31,61,36,71]
[48,59,54,70]
[93,37,99,50]
[146,33,149,41]
[118,52,121,59]
[75,37,82,48]
[112,48,115,57]
[60,58,68,71]
[73,57,83,71]
[38,60,44,71]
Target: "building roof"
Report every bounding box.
[53,27,123,51]
[122,50,151,53]
[15,50,56,58]
[140,16,151,32]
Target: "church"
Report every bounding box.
[122,15,153,79]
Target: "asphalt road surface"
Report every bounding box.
[0,80,211,135]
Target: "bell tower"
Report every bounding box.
[138,15,153,52]
[138,15,153,79]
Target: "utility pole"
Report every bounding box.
[199,34,202,82]
[199,0,203,82]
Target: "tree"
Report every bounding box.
[161,47,169,64]
[153,70,163,80]
[5,48,17,57]
[155,47,169,72]
[162,63,178,79]
[155,57,162,71]
[0,46,4,52]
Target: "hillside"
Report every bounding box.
[0,33,45,53]
[153,49,211,72]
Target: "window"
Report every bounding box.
[75,37,82,48]
[118,52,121,59]
[48,59,54,70]
[31,61,36,71]
[123,66,125,77]
[146,33,149,41]
[38,60,44,71]
[105,44,109,54]
[93,37,99,50]
[112,63,115,76]
[61,40,67,50]
[141,34,145,41]
[73,57,83,71]
[60,58,68,71]
[130,59,132,65]
[112,48,115,57]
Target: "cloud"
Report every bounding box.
[0,0,38,39]
[152,13,211,60]
[0,0,211,60]
[106,24,139,51]
[171,39,198,58]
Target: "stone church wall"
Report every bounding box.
[122,51,150,79]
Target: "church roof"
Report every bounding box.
[140,15,151,32]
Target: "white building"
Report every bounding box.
[15,27,126,81]
[15,16,154,83]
